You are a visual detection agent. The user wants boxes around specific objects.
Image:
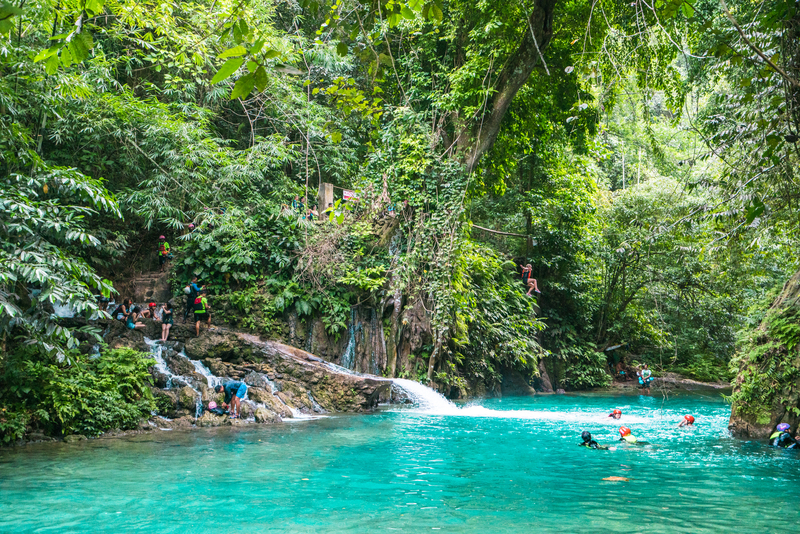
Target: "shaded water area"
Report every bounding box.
[2,391,798,532]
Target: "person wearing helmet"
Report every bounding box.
[158,235,170,271]
[618,426,638,444]
[769,423,799,449]
[608,409,622,420]
[579,431,608,450]
[678,415,695,428]
[193,288,211,336]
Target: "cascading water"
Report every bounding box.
[189,358,221,389]
[339,307,358,370]
[145,338,204,418]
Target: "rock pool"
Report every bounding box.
[1,390,796,533]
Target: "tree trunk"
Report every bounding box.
[458,0,557,173]
[385,289,403,377]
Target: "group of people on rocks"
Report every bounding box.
[579,409,696,449]
[110,299,174,342]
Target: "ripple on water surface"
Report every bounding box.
[0,391,798,533]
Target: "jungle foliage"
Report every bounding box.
[1,0,800,443]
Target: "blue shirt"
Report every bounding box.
[222,381,244,403]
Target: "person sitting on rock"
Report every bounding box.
[111,298,132,321]
[126,306,146,330]
[769,423,799,449]
[216,381,247,419]
[140,302,157,319]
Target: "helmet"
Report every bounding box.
[684,415,695,424]
[619,426,631,436]
[581,431,592,442]
[148,302,156,308]
[778,423,791,432]
[159,235,165,240]
[189,223,195,229]
[208,401,217,409]
[613,409,622,415]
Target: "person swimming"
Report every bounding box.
[608,409,622,420]
[579,431,608,450]
[678,415,695,428]
[619,426,640,444]
[769,423,799,449]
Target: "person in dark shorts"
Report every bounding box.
[193,289,211,336]
[518,264,541,296]
[216,381,247,418]
[158,235,170,271]
[160,302,173,342]
[184,276,202,323]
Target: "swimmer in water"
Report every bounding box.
[579,431,609,450]
[678,415,695,428]
[769,423,799,449]
[618,426,646,444]
[608,409,622,420]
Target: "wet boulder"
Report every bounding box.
[196,412,231,427]
[255,407,281,424]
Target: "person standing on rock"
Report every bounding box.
[158,235,170,272]
[184,276,202,323]
[216,381,247,419]
[193,288,211,336]
[160,302,173,342]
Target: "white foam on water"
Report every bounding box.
[390,378,666,425]
[189,357,221,389]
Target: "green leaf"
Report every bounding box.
[254,66,268,92]
[219,45,247,59]
[681,2,694,18]
[85,0,105,16]
[250,39,265,55]
[330,131,342,143]
[230,72,256,99]
[263,49,280,59]
[430,2,443,21]
[34,45,61,63]
[211,57,245,84]
[45,53,59,74]
[336,41,348,57]
[401,6,415,19]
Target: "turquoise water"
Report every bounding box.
[1,390,798,533]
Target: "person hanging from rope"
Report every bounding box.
[518,264,541,296]
[158,235,171,272]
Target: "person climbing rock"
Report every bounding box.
[518,264,541,296]
[579,431,608,449]
[193,288,211,336]
[158,235,170,272]
[126,306,146,330]
[678,415,695,428]
[769,423,799,449]
[112,299,132,321]
[608,409,622,420]
[618,426,638,443]
[160,302,173,342]
[216,381,247,419]
[184,276,202,323]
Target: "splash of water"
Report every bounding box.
[340,307,357,370]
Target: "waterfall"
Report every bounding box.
[190,358,221,389]
[145,338,204,418]
[340,307,358,370]
[390,378,456,413]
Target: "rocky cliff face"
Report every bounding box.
[729,270,800,438]
[98,319,391,430]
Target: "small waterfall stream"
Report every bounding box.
[145,338,205,418]
[340,307,358,370]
